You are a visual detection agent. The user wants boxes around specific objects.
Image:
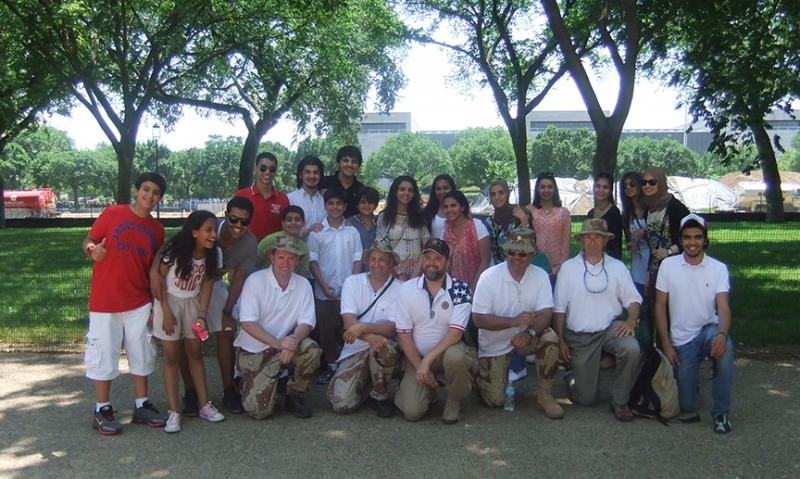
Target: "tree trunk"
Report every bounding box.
[114,137,137,205]
[749,122,785,223]
[238,130,260,190]
[593,123,623,177]
[73,185,80,210]
[510,118,531,205]
[0,173,5,230]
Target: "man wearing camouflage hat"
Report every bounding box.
[554,219,642,422]
[472,228,564,419]
[235,235,322,419]
[326,242,404,418]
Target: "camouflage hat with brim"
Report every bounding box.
[501,228,538,254]
[574,218,615,240]
[361,241,401,266]
[265,234,305,257]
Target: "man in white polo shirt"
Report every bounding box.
[326,241,403,417]
[473,228,563,419]
[234,235,322,419]
[655,214,734,434]
[287,155,326,237]
[554,218,641,422]
[394,238,474,424]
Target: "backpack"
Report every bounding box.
[627,348,680,425]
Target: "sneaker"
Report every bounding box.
[164,410,181,433]
[316,368,335,385]
[223,386,244,414]
[92,405,122,435]
[132,401,167,427]
[676,412,701,423]
[525,355,536,364]
[182,389,199,417]
[285,395,313,418]
[371,398,396,418]
[713,414,732,434]
[199,401,226,423]
[442,396,460,425]
[508,368,528,382]
[610,402,634,423]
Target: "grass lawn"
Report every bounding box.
[1,222,798,351]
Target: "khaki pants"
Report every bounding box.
[325,341,400,414]
[564,320,641,407]
[395,342,472,421]
[476,327,560,407]
[237,338,321,420]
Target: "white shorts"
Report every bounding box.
[207,280,239,333]
[152,295,200,341]
[85,303,157,381]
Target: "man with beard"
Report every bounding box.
[287,155,326,238]
[394,238,474,424]
[655,214,734,434]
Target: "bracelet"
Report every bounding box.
[716,332,727,339]
[85,244,95,258]
[197,315,207,320]
[222,309,233,315]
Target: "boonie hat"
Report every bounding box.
[679,213,707,231]
[574,218,615,239]
[501,228,538,254]
[422,238,450,259]
[361,241,401,266]
[264,235,305,257]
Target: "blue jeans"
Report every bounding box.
[674,323,734,416]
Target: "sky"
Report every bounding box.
[45,42,689,152]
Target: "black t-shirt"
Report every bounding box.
[320,172,365,218]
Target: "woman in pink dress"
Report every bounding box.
[529,172,571,283]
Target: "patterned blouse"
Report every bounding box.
[484,215,523,265]
[531,206,571,276]
[443,218,480,289]
[375,212,430,277]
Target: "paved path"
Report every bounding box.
[0,354,798,478]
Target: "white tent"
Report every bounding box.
[734,181,800,211]
[470,176,737,215]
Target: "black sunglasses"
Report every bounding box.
[507,250,529,258]
[259,164,277,173]
[642,179,658,186]
[624,181,637,189]
[228,215,251,226]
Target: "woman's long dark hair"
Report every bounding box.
[532,172,562,208]
[442,190,472,219]
[424,174,456,232]
[381,176,425,230]
[594,172,616,206]
[619,171,646,229]
[162,210,219,280]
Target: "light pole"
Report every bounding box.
[152,124,161,218]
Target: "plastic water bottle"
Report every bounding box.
[504,384,515,411]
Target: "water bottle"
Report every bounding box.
[504,384,515,411]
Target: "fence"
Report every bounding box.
[0,217,798,353]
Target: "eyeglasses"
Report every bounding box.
[624,181,637,189]
[642,179,658,186]
[259,164,277,173]
[507,250,529,258]
[583,255,609,294]
[228,215,251,226]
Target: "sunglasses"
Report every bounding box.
[259,164,277,173]
[228,215,251,226]
[507,250,529,258]
[623,181,637,189]
[642,179,658,186]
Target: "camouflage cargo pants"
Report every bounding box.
[237,338,321,419]
[325,341,399,414]
[475,327,560,407]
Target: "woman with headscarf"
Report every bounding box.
[641,167,690,297]
[484,179,531,265]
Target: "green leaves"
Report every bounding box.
[362,132,452,187]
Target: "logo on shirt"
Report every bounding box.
[442,302,450,310]
[271,204,281,214]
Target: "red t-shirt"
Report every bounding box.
[88,205,165,313]
[234,185,290,242]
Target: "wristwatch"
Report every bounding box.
[528,328,537,338]
[667,247,674,256]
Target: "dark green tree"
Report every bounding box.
[528,126,595,178]
[617,136,701,177]
[361,132,453,188]
[448,127,516,187]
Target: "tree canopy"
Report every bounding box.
[448,127,516,187]
[362,132,453,188]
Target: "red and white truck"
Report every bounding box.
[3,188,58,218]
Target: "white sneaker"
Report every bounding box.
[164,410,181,433]
[509,368,528,382]
[199,401,225,423]
[525,355,536,364]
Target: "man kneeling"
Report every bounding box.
[234,236,321,419]
[326,242,403,417]
[472,228,563,419]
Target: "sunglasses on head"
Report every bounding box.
[642,179,658,186]
[624,181,637,189]
[507,250,529,258]
[228,215,251,226]
[259,164,277,173]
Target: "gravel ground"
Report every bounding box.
[1,353,798,479]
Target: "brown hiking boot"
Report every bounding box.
[442,396,460,425]
[537,378,564,419]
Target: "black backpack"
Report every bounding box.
[627,348,680,425]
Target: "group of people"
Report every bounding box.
[82,146,735,436]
